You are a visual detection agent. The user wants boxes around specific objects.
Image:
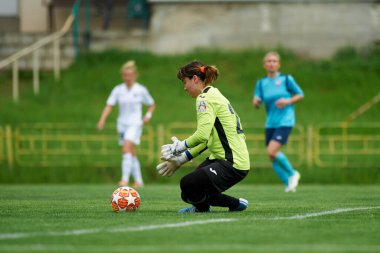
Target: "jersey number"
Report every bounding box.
[228,104,244,134]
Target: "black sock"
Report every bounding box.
[209,193,239,210]
[193,200,211,212]
[181,191,210,212]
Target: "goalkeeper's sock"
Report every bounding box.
[209,193,239,209]
[272,160,289,186]
[275,151,295,177]
[131,156,144,186]
[121,153,133,181]
[191,196,211,212]
[180,193,210,212]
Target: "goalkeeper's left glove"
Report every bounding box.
[161,136,188,160]
[156,152,188,177]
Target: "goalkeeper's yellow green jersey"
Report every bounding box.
[185,86,250,170]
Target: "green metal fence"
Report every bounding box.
[1,122,379,169]
[313,123,380,168]
[11,123,154,167]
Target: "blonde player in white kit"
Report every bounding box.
[97,61,156,187]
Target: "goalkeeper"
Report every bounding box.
[157,61,250,213]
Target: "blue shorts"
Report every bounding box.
[265,127,292,146]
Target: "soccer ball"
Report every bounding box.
[110,186,141,212]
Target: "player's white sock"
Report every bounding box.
[132,156,144,185]
[122,153,133,181]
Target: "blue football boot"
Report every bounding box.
[178,206,211,213]
[229,198,249,212]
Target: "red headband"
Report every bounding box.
[200,66,205,73]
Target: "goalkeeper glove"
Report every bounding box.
[161,136,188,160]
[156,152,188,177]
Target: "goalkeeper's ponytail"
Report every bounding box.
[203,65,219,86]
[177,61,219,86]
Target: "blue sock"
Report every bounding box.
[275,151,295,177]
[272,160,289,186]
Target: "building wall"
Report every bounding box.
[0,0,19,32]
[148,1,380,58]
[1,1,379,60]
[19,0,48,33]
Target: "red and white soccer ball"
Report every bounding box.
[110,187,141,212]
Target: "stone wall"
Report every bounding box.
[1,0,379,65]
[148,1,380,58]
[0,33,74,70]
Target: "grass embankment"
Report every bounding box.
[1,47,379,183]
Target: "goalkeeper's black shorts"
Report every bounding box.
[195,158,248,193]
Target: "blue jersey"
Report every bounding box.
[253,73,304,128]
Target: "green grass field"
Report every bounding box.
[1,184,379,253]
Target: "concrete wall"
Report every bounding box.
[2,1,380,63]
[0,33,74,70]
[148,1,380,58]
[19,0,48,33]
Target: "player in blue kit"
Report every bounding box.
[253,52,304,192]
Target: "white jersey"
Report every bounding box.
[106,82,154,126]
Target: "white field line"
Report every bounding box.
[109,218,235,232]
[0,206,379,240]
[0,218,235,240]
[268,206,380,220]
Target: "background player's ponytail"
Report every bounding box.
[177,61,219,86]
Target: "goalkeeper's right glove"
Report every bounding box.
[156,152,189,177]
[161,136,188,160]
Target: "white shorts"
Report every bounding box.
[117,124,142,145]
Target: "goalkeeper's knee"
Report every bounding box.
[180,174,204,202]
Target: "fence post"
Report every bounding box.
[12,61,19,102]
[341,123,348,167]
[53,38,61,81]
[84,0,92,51]
[157,124,165,161]
[306,125,313,169]
[5,125,13,169]
[72,1,80,60]
[33,49,40,95]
